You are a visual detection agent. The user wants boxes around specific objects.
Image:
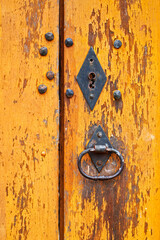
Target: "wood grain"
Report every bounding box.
[0,1,59,239]
[63,0,160,239]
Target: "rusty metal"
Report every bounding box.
[113,90,121,100]
[78,125,124,180]
[87,125,112,172]
[114,40,122,49]
[39,47,48,56]
[46,71,55,80]
[38,84,47,94]
[97,131,102,138]
[77,47,107,110]
[41,151,46,157]
[65,38,73,47]
[45,32,54,41]
[66,89,74,98]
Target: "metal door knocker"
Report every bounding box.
[78,126,124,180]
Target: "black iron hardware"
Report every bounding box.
[66,89,74,98]
[46,71,55,80]
[65,38,73,47]
[38,84,47,94]
[39,47,48,56]
[45,32,54,41]
[78,125,124,180]
[113,90,121,100]
[114,39,122,49]
[77,47,107,110]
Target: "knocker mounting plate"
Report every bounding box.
[78,125,124,180]
[87,125,112,172]
[77,47,107,110]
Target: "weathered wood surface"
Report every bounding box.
[1,0,160,239]
[63,0,160,239]
[0,1,59,239]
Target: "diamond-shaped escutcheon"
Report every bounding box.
[77,47,107,110]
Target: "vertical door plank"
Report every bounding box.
[63,0,160,239]
[0,1,59,239]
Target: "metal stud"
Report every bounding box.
[66,89,74,98]
[114,40,122,49]
[113,90,121,100]
[89,93,94,99]
[38,84,47,94]
[39,47,48,56]
[97,132,102,138]
[46,71,55,80]
[45,32,54,41]
[96,160,102,166]
[41,151,46,157]
[65,38,73,47]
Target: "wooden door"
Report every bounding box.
[1,0,160,240]
[0,1,59,239]
[62,0,160,239]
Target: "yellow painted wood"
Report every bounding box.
[63,0,160,239]
[0,1,59,239]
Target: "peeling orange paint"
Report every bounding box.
[63,0,160,239]
[0,0,59,239]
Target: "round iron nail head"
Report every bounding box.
[46,71,55,80]
[113,90,121,100]
[66,89,74,98]
[39,47,48,56]
[114,40,122,49]
[89,93,94,99]
[65,38,73,47]
[97,160,102,166]
[45,32,54,41]
[97,132,102,138]
[38,84,47,94]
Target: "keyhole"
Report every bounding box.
[88,72,96,89]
